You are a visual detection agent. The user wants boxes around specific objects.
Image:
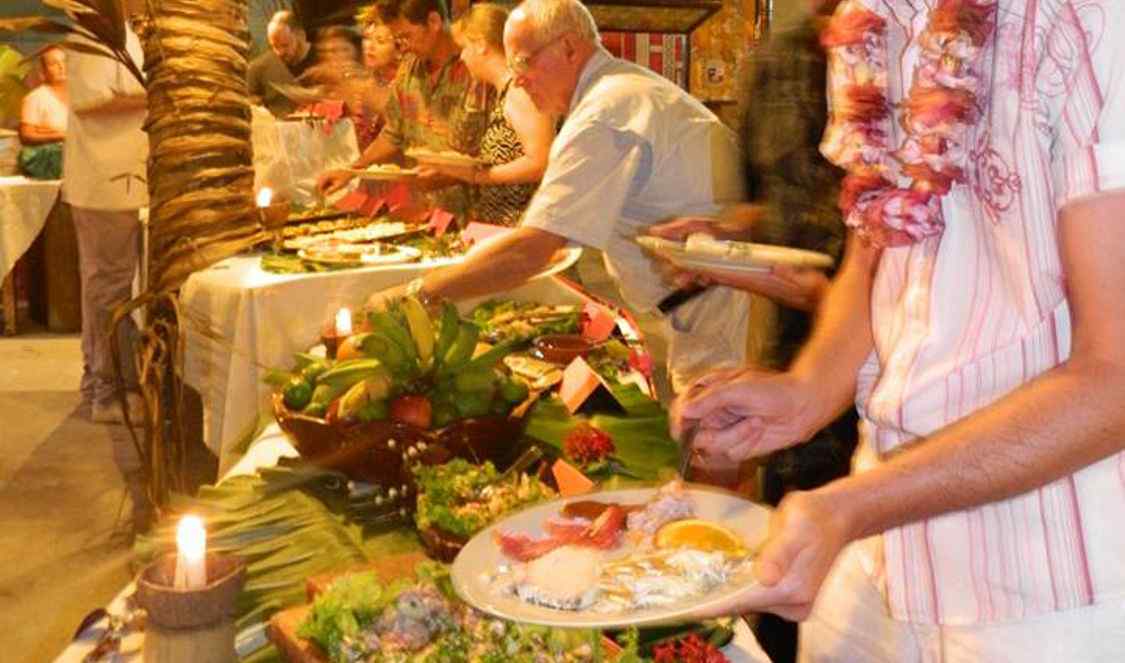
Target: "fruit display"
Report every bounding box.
[273,296,530,431]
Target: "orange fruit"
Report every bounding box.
[654,519,747,556]
[336,334,365,361]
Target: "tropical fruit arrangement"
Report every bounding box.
[273,296,530,430]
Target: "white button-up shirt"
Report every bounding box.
[63,27,148,211]
[843,0,1125,625]
[522,49,749,388]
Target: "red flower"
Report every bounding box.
[652,634,730,663]
[838,172,888,213]
[901,86,976,131]
[821,7,886,48]
[841,84,889,124]
[563,423,616,465]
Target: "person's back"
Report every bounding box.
[554,51,744,312]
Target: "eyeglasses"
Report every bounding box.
[506,35,565,76]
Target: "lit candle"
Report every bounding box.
[173,515,207,590]
[335,307,353,337]
[256,187,273,208]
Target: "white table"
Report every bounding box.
[0,176,62,334]
[180,248,582,471]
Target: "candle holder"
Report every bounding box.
[136,552,245,663]
[322,333,342,360]
[258,197,291,254]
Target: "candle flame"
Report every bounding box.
[177,515,206,560]
[335,308,353,336]
[256,187,273,208]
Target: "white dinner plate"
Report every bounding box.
[297,243,421,267]
[405,148,482,168]
[636,236,834,273]
[451,485,771,629]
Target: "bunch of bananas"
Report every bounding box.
[278,296,529,429]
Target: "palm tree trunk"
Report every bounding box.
[128,0,264,504]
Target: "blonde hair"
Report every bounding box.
[452,3,509,51]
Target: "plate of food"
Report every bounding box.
[347,164,420,180]
[298,241,422,266]
[331,221,413,243]
[451,481,770,629]
[405,147,482,168]
[636,234,834,273]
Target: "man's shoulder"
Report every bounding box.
[23,85,52,105]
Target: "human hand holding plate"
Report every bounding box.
[683,489,853,623]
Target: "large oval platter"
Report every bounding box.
[451,485,771,629]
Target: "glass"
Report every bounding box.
[506,35,565,76]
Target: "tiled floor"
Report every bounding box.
[0,332,144,662]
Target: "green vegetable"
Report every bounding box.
[282,376,314,410]
[296,572,407,662]
[454,392,492,419]
[499,377,529,403]
[413,459,553,539]
[355,399,388,423]
[300,359,331,383]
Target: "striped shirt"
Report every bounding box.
[844,0,1125,625]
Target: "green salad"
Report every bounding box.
[413,459,554,540]
[297,562,605,662]
[470,300,581,344]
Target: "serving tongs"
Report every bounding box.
[678,424,700,482]
[470,445,544,501]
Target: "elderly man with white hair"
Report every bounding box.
[371,0,748,396]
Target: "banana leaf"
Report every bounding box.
[524,385,681,482]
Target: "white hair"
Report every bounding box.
[510,0,599,45]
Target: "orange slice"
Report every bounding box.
[654,519,748,556]
[552,459,594,497]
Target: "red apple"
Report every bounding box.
[390,394,433,429]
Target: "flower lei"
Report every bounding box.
[820,0,999,247]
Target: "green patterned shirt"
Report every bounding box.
[383,53,493,219]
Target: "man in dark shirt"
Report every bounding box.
[247,10,316,117]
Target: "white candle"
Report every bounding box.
[173,515,207,590]
[335,307,353,336]
[256,187,273,208]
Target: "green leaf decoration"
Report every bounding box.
[525,385,680,482]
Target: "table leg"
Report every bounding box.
[2,270,16,336]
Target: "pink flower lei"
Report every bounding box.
[820,0,999,247]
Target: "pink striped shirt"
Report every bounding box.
[840,0,1125,624]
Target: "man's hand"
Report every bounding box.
[686,489,854,622]
[671,370,824,462]
[691,265,830,313]
[649,205,765,242]
[318,170,356,196]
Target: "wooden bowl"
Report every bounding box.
[136,553,246,629]
[533,333,596,364]
[272,394,529,485]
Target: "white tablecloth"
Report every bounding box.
[181,249,582,471]
[57,424,773,663]
[0,176,61,279]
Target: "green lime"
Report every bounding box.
[283,376,313,410]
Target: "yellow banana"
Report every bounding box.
[400,296,435,368]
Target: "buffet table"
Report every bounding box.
[181,249,582,470]
[57,424,772,663]
[0,175,62,334]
